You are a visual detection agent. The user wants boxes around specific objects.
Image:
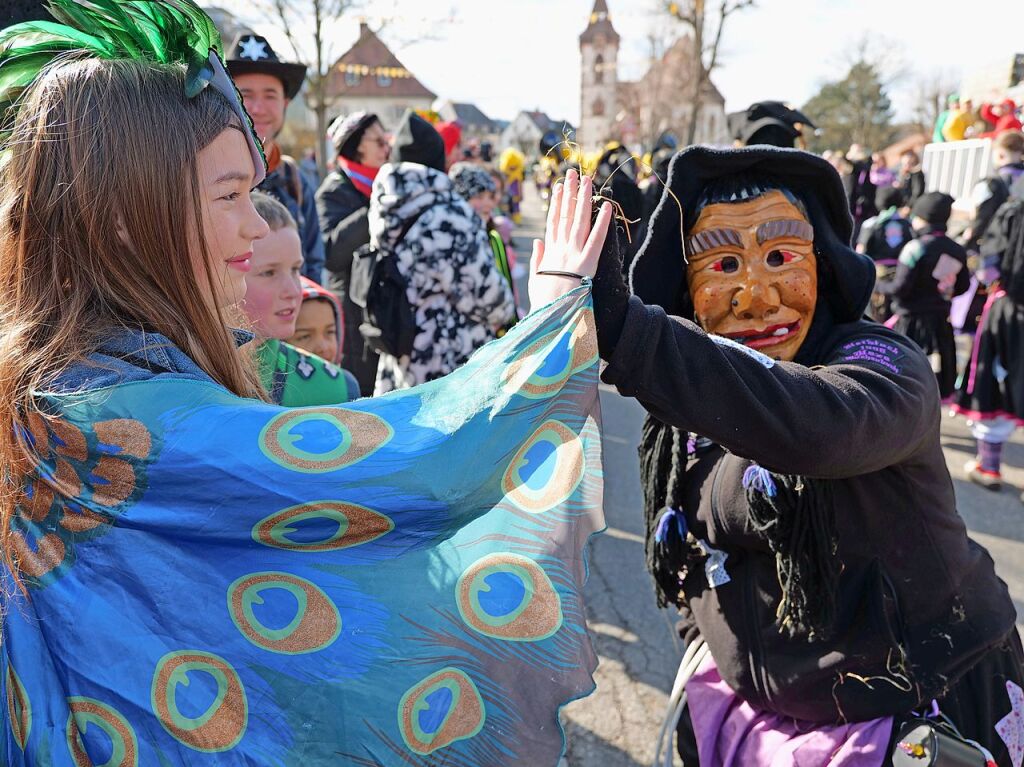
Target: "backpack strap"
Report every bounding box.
[489,229,513,286]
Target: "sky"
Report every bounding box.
[222,0,1023,126]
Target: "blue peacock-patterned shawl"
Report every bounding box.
[1,287,604,766]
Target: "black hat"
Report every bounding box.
[630,145,875,323]
[225,33,307,100]
[391,110,445,172]
[727,101,817,148]
[327,111,380,159]
[910,192,954,227]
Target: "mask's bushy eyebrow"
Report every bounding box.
[687,227,744,256]
[756,218,813,245]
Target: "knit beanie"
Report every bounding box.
[327,111,379,160]
[911,192,954,227]
[448,162,496,200]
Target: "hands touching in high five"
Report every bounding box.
[527,169,613,310]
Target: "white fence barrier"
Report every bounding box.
[922,138,992,207]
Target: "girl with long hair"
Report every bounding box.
[0,3,611,764]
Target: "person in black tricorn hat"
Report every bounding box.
[527,149,1023,765]
[226,32,324,282]
[727,100,817,148]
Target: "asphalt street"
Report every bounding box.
[509,183,1024,767]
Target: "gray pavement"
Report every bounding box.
[510,182,1023,767]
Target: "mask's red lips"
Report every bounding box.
[722,320,801,349]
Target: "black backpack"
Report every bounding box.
[864,213,915,263]
[349,211,425,358]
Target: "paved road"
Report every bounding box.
[510,183,1023,767]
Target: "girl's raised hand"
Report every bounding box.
[528,169,612,310]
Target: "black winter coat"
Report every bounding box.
[314,169,378,395]
[877,230,970,316]
[316,170,371,296]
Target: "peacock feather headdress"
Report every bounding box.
[0,0,266,183]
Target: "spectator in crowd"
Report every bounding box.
[942,97,976,141]
[287,276,353,384]
[316,111,390,395]
[858,187,915,322]
[962,130,1024,252]
[897,148,926,211]
[876,192,970,398]
[953,172,1024,493]
[226,33,324,282]
[247,193,357,405]
[449,161,499,225]
[450,162,521,330]
[499,147,526,223]
[725,100,817,148]
[858,187,914,263]
[933,93,958,142]
[369,111,514,393]
[980,99,1023,138]
[868,151,895,188]
[842,144,877,240]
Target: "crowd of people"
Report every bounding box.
[223,30,1024,503]
[220,33,523,401]
[2,2,1024,766]
[933,95,1023,143]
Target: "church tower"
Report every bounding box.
[579,0,619,152]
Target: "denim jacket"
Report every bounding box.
[48,327,254,394]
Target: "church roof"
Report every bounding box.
[326,23,436,100]
[580,0,620,45]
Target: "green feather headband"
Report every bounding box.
[0,0,267,184]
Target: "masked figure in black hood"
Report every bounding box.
[566,146,1024,765]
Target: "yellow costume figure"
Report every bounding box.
[499,147,526,224]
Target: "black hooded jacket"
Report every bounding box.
[590,146,1017,722]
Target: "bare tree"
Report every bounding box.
[372,0,454,52]
[664,0,754,145]
[616,24,677,151]
[911,71,959,138]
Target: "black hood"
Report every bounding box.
[629,145,875,325]
[391,110,446,172]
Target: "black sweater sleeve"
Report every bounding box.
[324,207,370,276]
[599,297,938,479]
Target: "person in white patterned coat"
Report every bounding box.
[369,111,515,394]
